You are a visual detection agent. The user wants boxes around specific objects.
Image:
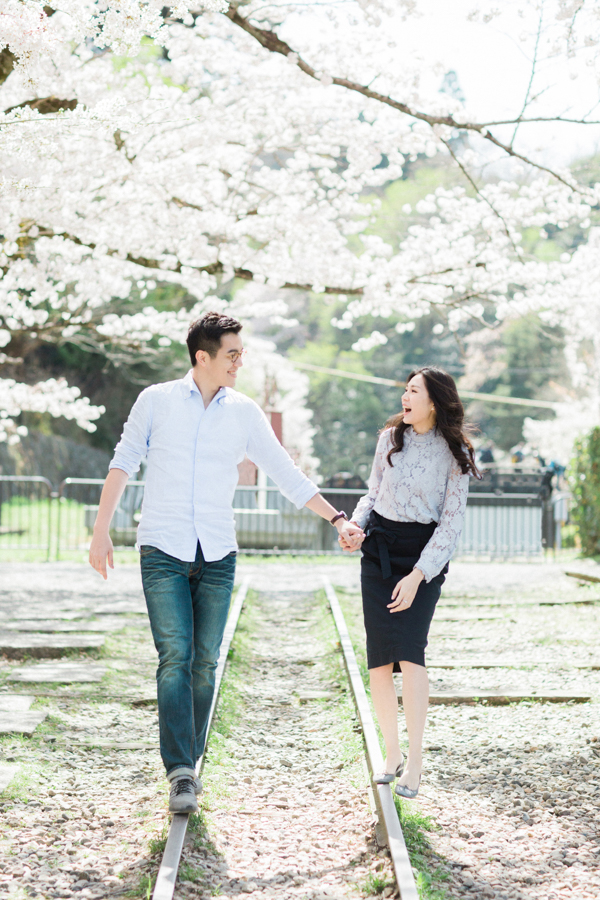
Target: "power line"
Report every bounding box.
[292,361,559,411]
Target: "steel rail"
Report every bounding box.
[323,577,419,900]
[152,576,251,900]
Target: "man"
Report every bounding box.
[89,311,363,813]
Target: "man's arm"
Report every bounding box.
[304,492,365,548]
[89,468,130,580]
[90,388,152,578]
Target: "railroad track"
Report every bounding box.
[152,576,417,900]
[2,559,599,899]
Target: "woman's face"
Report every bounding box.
[402,374,436,433]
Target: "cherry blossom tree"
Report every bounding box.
[1,1,599,452]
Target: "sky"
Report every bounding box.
[287,0,600,169]
[395,0,600,166]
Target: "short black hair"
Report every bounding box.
[186,311,243,365]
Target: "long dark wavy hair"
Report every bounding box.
[385,366,481,478]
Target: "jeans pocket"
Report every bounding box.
[140,545,158,557]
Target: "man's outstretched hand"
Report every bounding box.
[89,530,114,580]
[337,520,365,553]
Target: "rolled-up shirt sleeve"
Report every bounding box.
[109,389,152,476]
[415,457,469,582]
[350,431,389,528]
[246,405,318,509]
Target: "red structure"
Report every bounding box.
[237,409,282,485]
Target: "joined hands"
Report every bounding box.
[337,520,365,553]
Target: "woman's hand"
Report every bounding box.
[388,568,424,612]
[337,520,365,552]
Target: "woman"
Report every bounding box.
[341,367,479,798]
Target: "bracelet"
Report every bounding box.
[330,511,348,526]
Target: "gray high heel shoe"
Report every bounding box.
[395,774,421,799]
[373,754,405,785]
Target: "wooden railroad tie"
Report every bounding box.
[565,570,600,584]
[394,688,591,705]
[425,658,600,669]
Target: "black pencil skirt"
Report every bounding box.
[360,510,448,671]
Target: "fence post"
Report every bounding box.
[56,479,69,561]
[38,478,54,563]
[48,489,54,562]
[52,485,62,561]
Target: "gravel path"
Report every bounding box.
[0,562,189,899]
[0,563,393,900]
[337,559,600,900]
[1,557,599,900]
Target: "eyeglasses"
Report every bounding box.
[226,349,246,364]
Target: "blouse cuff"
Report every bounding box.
[414,560,435,583]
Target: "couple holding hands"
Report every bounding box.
[90,310,477,811]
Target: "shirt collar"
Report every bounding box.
[183,370,200,397]
[182,370,227,405]
[408,424,438,443]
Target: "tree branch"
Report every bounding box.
[224,4,582,191]
[0,47,15,86]
[509,3,544,149]
[438,135,523,256]
[4,96,77,115]
[33,226,364,295]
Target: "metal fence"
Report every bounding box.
[0,473,563,559]
[57,478,146,555]
[457,494,544,556]
[0,476,54,560]
[234,486,361,553]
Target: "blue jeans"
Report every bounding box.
[140,542,236,777]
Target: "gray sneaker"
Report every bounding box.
[194,776,203,795]
[169,775,198,814]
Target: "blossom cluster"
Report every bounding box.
[0,1,227,80]
[0,376,104,443]
[0,1,599,460]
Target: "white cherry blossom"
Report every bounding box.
[0,0,599,448]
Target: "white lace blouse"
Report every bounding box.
[351,426,469,582]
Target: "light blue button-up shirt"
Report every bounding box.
[109,370,319,562]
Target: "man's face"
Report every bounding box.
[196,332,244,388]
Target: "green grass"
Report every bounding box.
[0,758,37,802]
[200,590,259,815]
[363,871,391,895]
[147,820,168,857]
[185,809,219,854]
[179,862,204,883]
[206,592,256,744]
[126,872,155,899]
[0,496,89,557]
[0,494,144,561]
[394,797,450,899]
[313,588,369,780]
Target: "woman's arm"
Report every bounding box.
[387,458,469,611]
[349,430,390,529]
[414,458,469,583]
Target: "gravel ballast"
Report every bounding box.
[1,558,599,900]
